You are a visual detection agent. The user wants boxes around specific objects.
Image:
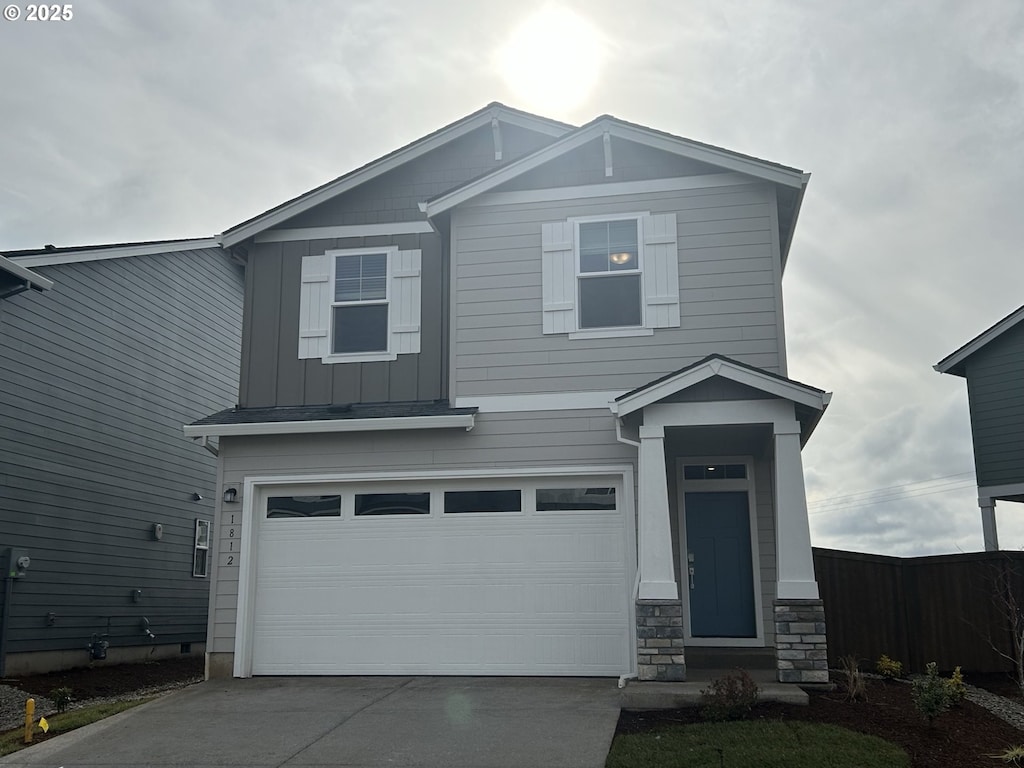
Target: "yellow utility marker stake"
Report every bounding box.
[24,698,34,744]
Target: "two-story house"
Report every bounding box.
[936,304,1024,551]
[185,103,830,684]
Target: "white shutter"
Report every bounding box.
[642,213,680,329]
[299,254,331,359]
[390,249,421,354]
[542,221,576,334]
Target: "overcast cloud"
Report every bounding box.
[2,0,1022,556]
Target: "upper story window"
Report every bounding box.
[332,252,388,354]
[542,212,680,340]
[578,219,642,330]
[299,246,421,364]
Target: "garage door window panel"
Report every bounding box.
[267,495,342,519]
[355,492,431,516]
[536,487,617,511]
[444,490,522,514]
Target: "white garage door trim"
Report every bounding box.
[233,465,637,677]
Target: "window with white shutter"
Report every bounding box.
[298,246,421,363]
[540,213,679,339]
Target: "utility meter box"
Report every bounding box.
[3,548,31,578]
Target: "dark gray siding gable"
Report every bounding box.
[0,248,243,656]
[965,321,1024,487]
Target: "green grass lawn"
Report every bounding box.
[0,699,152,757]
[606,720,909,768]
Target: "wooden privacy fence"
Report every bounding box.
[813,547,1024,674]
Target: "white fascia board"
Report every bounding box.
[978,482,1024,501]
[425,119,804,218]
[455,391,624,412]
[934,305,1024,374]
[8,238,223,267]
[241,463,635,487]
[0,255,53,290]
[254,221,434,243]
[221,107,573,248]
[462,173,752,209]
[183,413,476,439]
[615,359,826,417]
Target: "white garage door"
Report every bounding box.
[249,477,632,676]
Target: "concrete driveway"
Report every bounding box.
[0,676,622,768]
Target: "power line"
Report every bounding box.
[808,482,976,515]
[807,471,974,508]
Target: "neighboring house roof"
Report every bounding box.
[4,237,222,268]
[612,354,830,444]
[0,254,53,297]
[184,400,478,438]
[220,103,574,248]
[934,304,1024,377]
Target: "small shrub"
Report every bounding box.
[840,655,867,702]
[912,662,951,726]
[990,744,1024,764]
[699,669,759,722]
[875,654,903,680]
[946,665,967,705]
[50,687,73,714]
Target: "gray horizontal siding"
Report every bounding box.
[965,322,1024,487]
[0,248,243,654]
[208,409,635,653]
[276,124,557,229]
[240,233,445,408]
[452,182,783,397]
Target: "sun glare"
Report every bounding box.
[496,7,606,115]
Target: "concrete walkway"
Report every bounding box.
[0,676,622,768]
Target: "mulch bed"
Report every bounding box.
[618,678,1024,768]
[1,656,204,699]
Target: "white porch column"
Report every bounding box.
[774,421,819,599]
[979,497,999,551]
[637,425,678,600]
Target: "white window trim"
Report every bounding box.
[571,212,648,337]
[193,518,211,578]
[325,246,397,364]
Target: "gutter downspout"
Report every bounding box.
[615,415,641,687]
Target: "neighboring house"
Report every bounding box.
[0,240,244,675]
[179,103,830,685]
[935,305,1024,551]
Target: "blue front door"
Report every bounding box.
[684,491,756,638]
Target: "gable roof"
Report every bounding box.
[5,238,222,268]
[0,254,53,296]
[612,354,830,444]
[422,114,809,219]
[935,304,1024,377]
[220,103,573,248]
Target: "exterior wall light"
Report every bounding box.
[223,487,238,503]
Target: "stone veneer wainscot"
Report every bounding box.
[774,598,828,683]
[636,600,686,681]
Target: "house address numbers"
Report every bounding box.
[219,511,240,568]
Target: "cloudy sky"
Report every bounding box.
[1,0,1021,556]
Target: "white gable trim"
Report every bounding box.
[459,173,754,209]
[8,239,223,267]
[255,221,434,243]
[934,304,1024,375]
[184,413,476,440]
[455,391,624,412]
[222,106,572,247]
[0,255,53,291]
[424,119,805,218]
[613,357,828,417]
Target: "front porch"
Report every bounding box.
[612,355,830,684]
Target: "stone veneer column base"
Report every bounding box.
[774,598,828,683]
[636,600,686,681]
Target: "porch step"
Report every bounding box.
[621,680,809,710]
[685,647,776,671]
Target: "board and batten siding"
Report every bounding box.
[206,409,636,654]
[452,181,784,398]
[965,321,1024,488]
[240,232,445,408]
[0,248,243,659]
